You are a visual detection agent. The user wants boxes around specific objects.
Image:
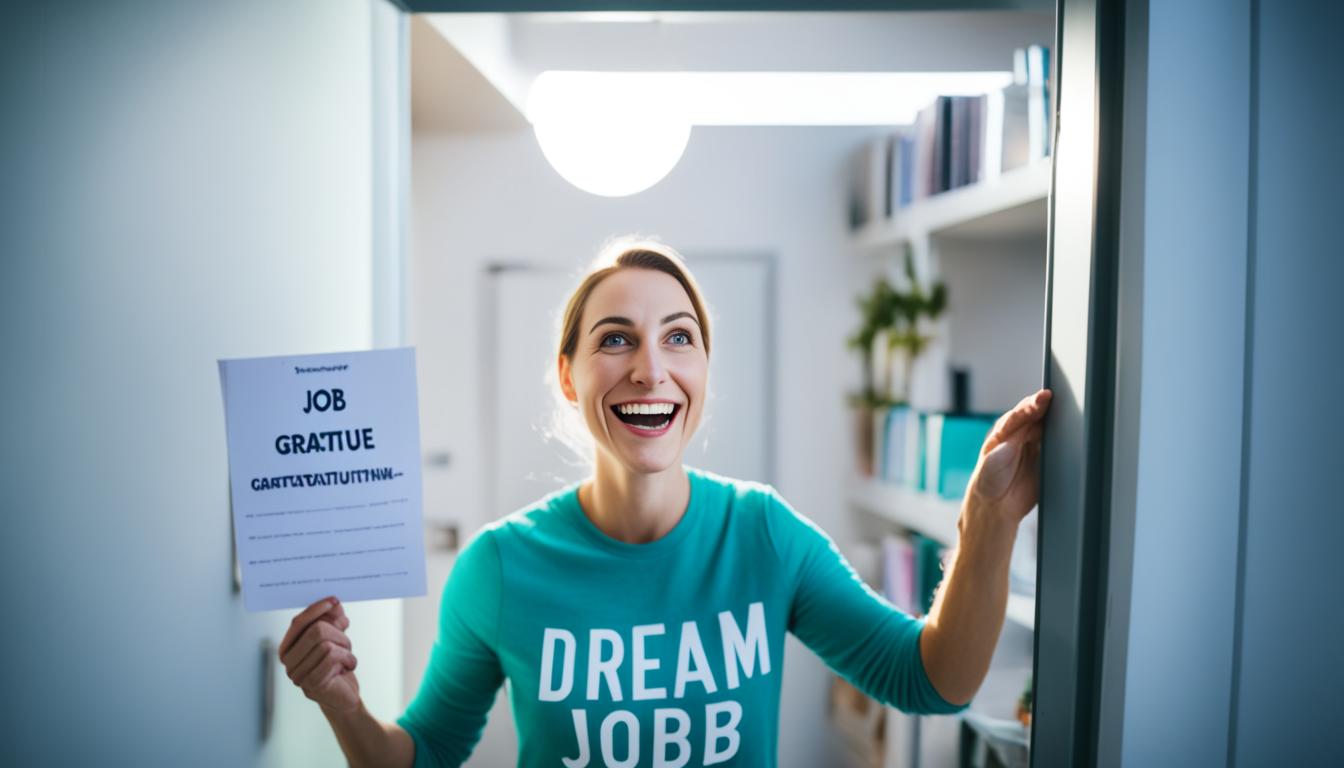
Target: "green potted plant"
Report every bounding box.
[846,245,947,476]
[846,276,899,476]
[882,244,947,404]
[1017,673,1033,728]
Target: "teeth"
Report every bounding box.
[617,402,675,415]
[628,420,670,431]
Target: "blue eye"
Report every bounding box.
[669,331,691,345]
[601,333,629,348]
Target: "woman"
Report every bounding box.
[279,238,1052,768]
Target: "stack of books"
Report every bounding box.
[850,44,1051,229]
[875,405,998,502]
[881,531,950,617]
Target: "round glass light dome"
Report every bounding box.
[527,72,692,198]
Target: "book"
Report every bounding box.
[880,406,904,483]
[912,99,938,201]
[912,532,948,616]
[923,413,944,495]
[903,410,923,489]
[881,533,917,614]
[1026,44,1052,160]
[858,42,1050,227]
[912,410,928,492]
[865,136,888,227]
[897,134,914,208]
[969,95,986,184]
[1000,83,1033,172]
[874,405,892,482]
[934,96,951,194]
[949,96,968,190]
[882,135,892,219]
[921,411,999,500]
[884,131,912,218]
[882,405,927,485]
[936,414,996,500]
[983,87,1006,180]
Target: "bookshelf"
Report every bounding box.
[847,475,960,547]
[846,123,1051,768]
[848,475,1038,632]
[855,160,1051,250]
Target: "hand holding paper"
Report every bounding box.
[279,596,361,713]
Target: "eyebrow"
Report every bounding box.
[588,311,700,335]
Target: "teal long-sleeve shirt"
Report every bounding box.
[396,465,967,767]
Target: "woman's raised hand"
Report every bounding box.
[963,388,1053,530]
[279,596,361,714]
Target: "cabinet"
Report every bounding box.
[847,157,1050,768]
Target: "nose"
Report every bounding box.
[630,342,666,387]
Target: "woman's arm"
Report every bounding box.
[768,490,965,715]
[919,389,1051,706]
[395,528,507,765]
[321,702,416,768]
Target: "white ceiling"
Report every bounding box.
[411,17,529,133]
[412,10,1054,134]
[504,11,1054,72]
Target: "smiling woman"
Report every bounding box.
[289,235,1049,768]
[543,239,714,480]
[552,241,714,529]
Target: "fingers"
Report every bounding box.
[328,600,350,632]
[982,389,1052,456]
[1000,389,1050,434]
[290,637,335,684]
[999,418,1045,459]
[280,596,340,657]
[298,645,358,693]
[282,619,353,679]
[291,633,356,686]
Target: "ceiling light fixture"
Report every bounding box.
[526,71,1014,197]
[526,70,691,198]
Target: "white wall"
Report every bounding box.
[1109,0,1250,762]
[1103,0,1344,763]
[1233,0,1342,762]
[940,237,1048,413]
[407,124,885,767]
[0,1,404,765]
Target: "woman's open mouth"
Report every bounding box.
[610,402,681,438]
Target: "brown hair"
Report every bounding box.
[557,237,712,361]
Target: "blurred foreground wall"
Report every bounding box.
[0,1,404,765]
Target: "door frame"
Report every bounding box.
[1030,0,1126,765]
[400,3,1126,766]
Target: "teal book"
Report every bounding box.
[912,411,928,492]
[911,532,948,616]
[936,414,997,500]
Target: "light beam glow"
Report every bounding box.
[526,71,1014,197]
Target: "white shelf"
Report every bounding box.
[847,475,961,547]
[854,160,1052,248]
[849,475,1037,632]
[1005,592,1036,631]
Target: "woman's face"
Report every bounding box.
[559,267,708,475]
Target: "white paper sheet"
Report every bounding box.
[218,347,427,612]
